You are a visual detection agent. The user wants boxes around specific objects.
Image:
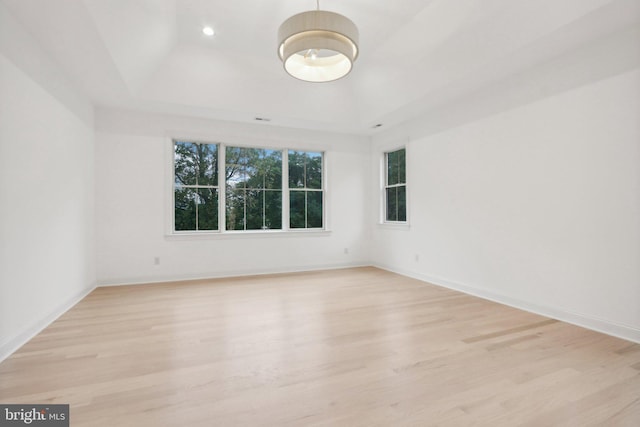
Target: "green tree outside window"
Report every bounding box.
[385,148,406,222]
[174,141,219,231]
[289,150,323,229]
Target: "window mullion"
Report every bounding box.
[395,186,399,221]
[243,188,247,230]
[262,189,266,230]
[282,150,290,231]
[219,144,226,232]
[195,144,201,227]
[194,187,199,231]
[304,191,308,228]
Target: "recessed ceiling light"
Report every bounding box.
[373,123,383,128]
[202,26,215,37]
[254,117,271,122]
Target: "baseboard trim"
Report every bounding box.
[97,262,372,287]
[0,283,97,363]
[374,263,640,344]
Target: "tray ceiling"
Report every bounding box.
[3,0,638,134]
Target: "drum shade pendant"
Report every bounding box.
[278,2,359,83]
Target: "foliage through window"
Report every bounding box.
[385,148,406,222]
[289,151,323,229]
[225,147,282,230]
[173,141,324,232]
[174,141,219,231]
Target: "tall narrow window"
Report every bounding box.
[385,148,406,222]
[289,150,323,229]
[174,141,219,231]
[225,147,283,230]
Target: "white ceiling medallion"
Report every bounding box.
[278,1,359,83]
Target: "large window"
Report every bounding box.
[174,141,219,231]
[173,141,324,232]
[289,150,323,229]
[385,148,406,222]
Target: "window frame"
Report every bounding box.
[288,149,325,230]
[168,138,328,236]
[172,140,220,232]
[382,146,408,225]
[223,145,284,232]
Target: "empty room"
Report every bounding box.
[1,0,639,425]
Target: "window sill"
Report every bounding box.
[165,229,332,240]
[377,222,410,230]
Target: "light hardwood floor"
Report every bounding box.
[1,267,639,426]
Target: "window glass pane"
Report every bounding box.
[244,148,262,188]
[398,186,407,222]
[226,146,246,189]
[290,191,306,228]
[263,150,283,190]
[386,187,398,222]
[175,187,197,230]
[288,151,306,188]
[225,146,243,165]
[196,143,218,186]
[225,165,246,190]
[244,149,283,190]
[387,151,399,186]
[305,152,323,189]
[225,189,245,230]
[197,188,218,230]
[240,189,284,231]
[307,191,323,228]
[265,190,282,230]
[245,189,263,230]
[174,142,218,187]
[398,148,406,185]
[174,142,198,186]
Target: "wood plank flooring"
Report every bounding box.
[1,267,639,426]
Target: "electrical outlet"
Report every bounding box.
[344,248,349,255]
[414,254,420,262]
[154,257,160,265]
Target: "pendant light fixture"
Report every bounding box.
[278,0,359,83]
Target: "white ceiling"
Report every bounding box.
[3,0,639,135]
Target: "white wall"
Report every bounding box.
[371,68,640,342]
[95,109,371,285]
[0,4,96,360]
